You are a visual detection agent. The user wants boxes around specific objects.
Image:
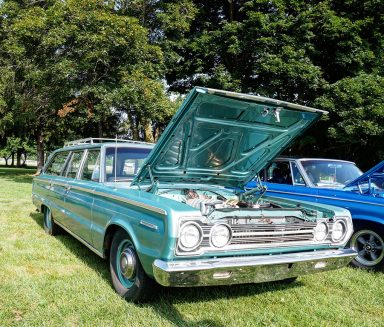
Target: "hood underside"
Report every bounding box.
[133,87,326,188]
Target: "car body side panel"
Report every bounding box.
[263,182,384,227]
[63,179,95,242]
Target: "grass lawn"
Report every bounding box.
[0,167,383,326]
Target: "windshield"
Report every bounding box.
[105,147,152,182]
[300,160,362,188]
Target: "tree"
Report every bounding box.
[314,74,384,170]
[0,0,171,170]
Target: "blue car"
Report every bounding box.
[247,158,384,271]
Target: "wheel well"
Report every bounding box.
[353,219,384,235]
[41,204,47,214]
[103,225,125,258]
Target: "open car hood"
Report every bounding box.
[133,87,326,188]
[344,160,384,188]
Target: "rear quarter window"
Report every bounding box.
[44,151,70,176]
[65,151,85,179]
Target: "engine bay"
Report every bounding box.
[158,187,282,216]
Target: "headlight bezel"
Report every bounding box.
[332,219,348,243]
[178,221,203,251]
[314,221,329,242]
[209,223,232,248]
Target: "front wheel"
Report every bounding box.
[109,229,154,302]
[350,228,384,271]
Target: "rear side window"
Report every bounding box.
[80,150,101,181]
[65,151,85,179]
[45,152,70,176]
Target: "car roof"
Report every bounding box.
[275,156,356,164]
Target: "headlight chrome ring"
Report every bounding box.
[332,220,347,242]
[314,222,329,242]
[210,224,232,248]
[178,222,203,251]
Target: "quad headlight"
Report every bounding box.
[332,220,347,242]
[210,224,232,248]
[179,222,203,251]
[314,222,328,242]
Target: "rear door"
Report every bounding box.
[40,151,71,222]
[63,149,101,244]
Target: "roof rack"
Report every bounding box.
[64,137,154,147]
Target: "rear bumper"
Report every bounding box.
[153,248,356,287]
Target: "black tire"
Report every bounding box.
[109,229,154,302]
[43,206,60,236]
[349,226,384,271]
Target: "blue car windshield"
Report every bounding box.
[105,147,152,182]
[300,160,362,188]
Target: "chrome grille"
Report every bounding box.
[200,222,320,247]
[176,218,335,256]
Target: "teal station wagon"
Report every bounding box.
[32,87,356,302]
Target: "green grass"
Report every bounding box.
[1,167,384,326]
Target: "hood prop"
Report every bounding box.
[145,165,159,193]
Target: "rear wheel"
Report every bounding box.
[350,228,384,271]
[43,207,60,236]
[109,229,154,302]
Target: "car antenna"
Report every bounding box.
[114,135,117,182]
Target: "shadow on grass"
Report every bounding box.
[0,167,35,184]
[143,279,301,327]
[30,211,301,327]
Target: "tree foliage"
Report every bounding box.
[0,0,172,169]
[0,0,383,170]
[153,0,384,167]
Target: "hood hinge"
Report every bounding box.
[239,175,267,202]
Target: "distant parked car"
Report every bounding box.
[259,157,363,188]
[247,158,384,271]
[32,88,356,302]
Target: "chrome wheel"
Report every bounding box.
[351,229,384,267]
[116,241,136,288]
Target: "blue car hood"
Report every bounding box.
[133,87,326,188]
[345,160,384,188]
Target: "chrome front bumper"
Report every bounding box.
[153,248,357,287]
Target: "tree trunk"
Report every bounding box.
[11,152,15,167]
[98,120,103,138]
[144,120,154,143]
[36,131,45,172]
[16,148,22,167]
[228,0,234,22]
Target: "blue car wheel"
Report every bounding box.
[43,206,60,236]
[350,228,384,271]
[109,229,154,302]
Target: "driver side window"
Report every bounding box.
[291,162,306,186]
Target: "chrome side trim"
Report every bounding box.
[266,189,384,208]
[140,220,159,230]
[92,190,167,216]
[153,248,357,287]
[54,220,104,258]
[34,178,167,215]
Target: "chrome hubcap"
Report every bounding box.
[119,247,136,280]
